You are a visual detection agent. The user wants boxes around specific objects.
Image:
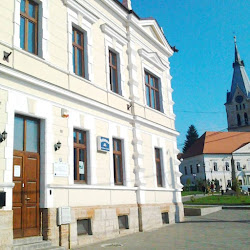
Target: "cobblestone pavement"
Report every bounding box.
[79,210,250,250]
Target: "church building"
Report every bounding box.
[225,37,250,132]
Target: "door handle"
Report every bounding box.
[25,195,31,201]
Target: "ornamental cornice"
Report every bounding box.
[100,24,128,46]
[64,0,99,24]
[138,49,169,71]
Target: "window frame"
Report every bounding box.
[155,148,163,187]
[72,27,85,78]
[184,166,187,175]
[74,129,88,184]
[236,162,241,171]
[113,138,123,185]
[145,71,161,111]
[190,165,193,174]
[109,50,120,94]
[196,164,199,173]
[214,162,218,171]
[20,0,39,55]
[77,219,92,235]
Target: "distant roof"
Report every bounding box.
[183,131,250,159]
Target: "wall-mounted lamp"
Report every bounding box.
[3,51,12,62]
[0,130,7,143]
[127,103,132,110]
[54,141,61,151]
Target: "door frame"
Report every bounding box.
[12,114,41,238]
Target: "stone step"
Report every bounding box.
[12,241,52,250]
[42,247,65,250]
[13,236,43,246]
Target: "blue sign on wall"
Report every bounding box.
[97,136,110,152]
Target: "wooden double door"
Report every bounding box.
[12,115,40,238]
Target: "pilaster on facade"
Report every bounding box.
[126,22,140,102]
[132,123,145,188]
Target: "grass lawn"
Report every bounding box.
[182,191,204,196]
[184,195,250,205]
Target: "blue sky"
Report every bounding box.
[128,0,250,150]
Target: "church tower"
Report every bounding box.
[225,37,250,132]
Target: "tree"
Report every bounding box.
[183,125,199,153]
[186,178,191,191]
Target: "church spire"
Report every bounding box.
[226,37,250,103]
[233,36,244,67]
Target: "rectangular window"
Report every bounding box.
[72,27,85,77]
[145,71,161,111]
[74,129,87,183]
[77,219,92,235]
[196,164,199,173]
[155,148,163,187]
[184,166,187,175]
[237,162,240,171]
[20,0,38,54]
[113,139,123,185]
[118,215,129,230]
[161,212,169,224]
[190,165,193,174]
[214,162,218,171]
[225,162,230,171]
[109,50,119,94]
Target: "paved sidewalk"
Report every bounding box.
[79,210,250,250]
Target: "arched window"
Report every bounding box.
[237,114,241,126]
[236,105,238,111]
[244,113,248,125]
[240,105,242,110]
[243,104,245,109]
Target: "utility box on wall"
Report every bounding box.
[0,192,6,207]
[57,207,71,225]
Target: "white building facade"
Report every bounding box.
[0,0,183,248]
[179,132,250,192]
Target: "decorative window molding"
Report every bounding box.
[109,123,130,187]
[73,129,88,184]
[101,23,127,96]
[151,135,168,188]
[155,148,163,187]
[14,0,49,59]
[142,68,164,112]
[138,49,169,71]
[67,6,98,82]
[113,138,124,185]
[68,112,96,186]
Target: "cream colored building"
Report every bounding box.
[0,0,183,249]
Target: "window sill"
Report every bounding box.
[48,184,137,191]
[14,46,45,62]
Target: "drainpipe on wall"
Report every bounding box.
[122,0,132,10]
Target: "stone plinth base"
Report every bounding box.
[0,210,13,250]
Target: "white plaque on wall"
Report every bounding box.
[14,165,21,177]
[54,162,68,177]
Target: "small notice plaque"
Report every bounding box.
[14,165,21,177]
[54,162,68,177]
